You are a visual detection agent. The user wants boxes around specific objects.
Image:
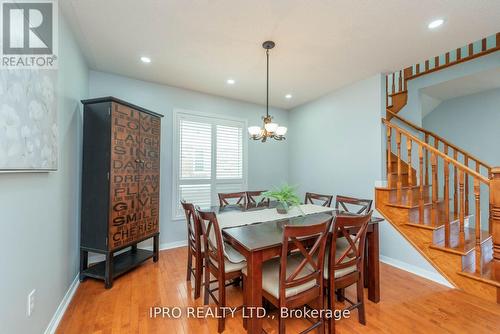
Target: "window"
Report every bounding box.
[173,110,247,218]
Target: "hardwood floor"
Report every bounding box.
[57,247,500,334]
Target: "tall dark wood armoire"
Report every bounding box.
[80,97,163,288]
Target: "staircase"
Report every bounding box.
[376,33,500,304]
[377,115,500,303]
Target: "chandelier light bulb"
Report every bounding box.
[264,122,279,133]
[276,126,287,136]
[248,126,262,136]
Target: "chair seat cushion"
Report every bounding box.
[224,243,246,263]
[323,237,358,279]
[223,244,246,273]
[243,254,317,299]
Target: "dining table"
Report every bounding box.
[206,202,383,334]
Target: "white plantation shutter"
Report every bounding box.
[174,111,247,218]
[180,120,211,179]
[216,125,243,179]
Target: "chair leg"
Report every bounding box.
[186,248,192,282]
[203,258,210,305]
[356,279,366,325]
[218,278,226,333]
[278,313,285,334]
[328,280,336,334]
[194,253,203,299]
[242,275,247,330]
[317,296,325,334]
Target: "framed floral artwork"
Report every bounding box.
[0,69,58,171]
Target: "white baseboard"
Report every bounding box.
[380,255,454,288]
[44,275,80,334]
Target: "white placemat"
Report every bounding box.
[217,204,334,263]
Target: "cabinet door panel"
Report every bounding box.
[109,103,141,250]
[137,112,161,238]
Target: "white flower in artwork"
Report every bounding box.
[26,141,34,153]
[29,100,45,121]
[51,123,57,137]
[0,71,58,170]
[39,76,55,103]
[0,104,21,140]
[0,104,21,127]
[41,145,52,159]
[21,125,31,139]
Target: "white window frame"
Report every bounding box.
[172,109,248,220]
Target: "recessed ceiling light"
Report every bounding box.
[428,19,444,29]
[226,79,235,85]
[140,56,151,63]
[285,94,292,99]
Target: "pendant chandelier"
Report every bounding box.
[248,41,287,142]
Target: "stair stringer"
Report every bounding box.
[376,188,498,303]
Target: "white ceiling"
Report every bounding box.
[421,67,500,101]
[61,0,500,109]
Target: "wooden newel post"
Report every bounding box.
[491,167,500,261]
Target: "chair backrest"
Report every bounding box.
[181,201,202,255]
[218,192,247,207]
[246,190,270,207]
[335,195,373,214]
[304,192,333,207]
[196,209,225,274]
[329,211,373,280]
[280,218,332,300]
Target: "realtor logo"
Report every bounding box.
[1,0,58,68]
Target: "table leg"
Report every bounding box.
[246,251,263,334]
[367,223,380,303]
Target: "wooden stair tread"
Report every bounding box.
[431,228,492,256]
[375,184,431,191]
[405,209,458,230]
[459,260,500,288]
[387,197,441,209]
[389,90,408,97]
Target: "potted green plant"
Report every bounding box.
[263,184,302,214]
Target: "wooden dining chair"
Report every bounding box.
[181,201,204,299]
[243,218,332,334]
[325,211,372,334]
[305,192,333,207]
[196,209,246,333]
[335,195,373,214]
[334,195,373,290]
[218,192,247,208]
[246,190,270,207]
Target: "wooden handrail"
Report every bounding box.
[387,109,492,172]
[383,119,490,185]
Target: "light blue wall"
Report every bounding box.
[0,12,88,334]
[88,70,289,246]
[423,88,500,228]
[424,88,500,166]
[288,74,385,198]
[401,52,500,126]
